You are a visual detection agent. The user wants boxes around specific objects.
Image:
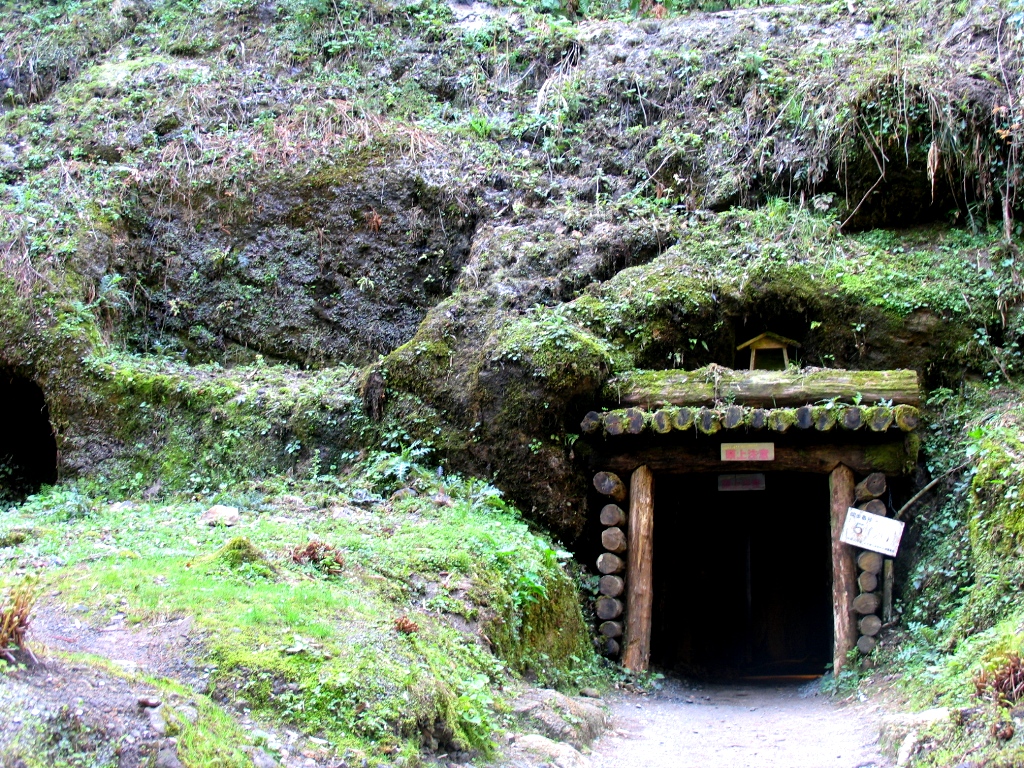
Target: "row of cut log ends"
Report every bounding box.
[853,548,884,655]
[581,404,921,438]
[593,480,629,657]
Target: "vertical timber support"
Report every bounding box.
[623,465,654,673]
[830,463,858,674]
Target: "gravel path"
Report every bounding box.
[590,678,891,768]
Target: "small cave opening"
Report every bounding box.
[0,371,58,504]
[650,472,833,678]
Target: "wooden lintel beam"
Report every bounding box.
[605,367,921,409]
[591,441,915,476]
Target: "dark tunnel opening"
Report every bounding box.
[650,472,834,679]
[0,370,57,504]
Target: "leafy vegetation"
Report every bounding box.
[0,450,598,763]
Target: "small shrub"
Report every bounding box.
[1,579,38,664]
[394,615,419,634]
[290,539,344,575]
[974,652,1024,707]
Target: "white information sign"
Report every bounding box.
[718,474,766,492]
[840,507,905,557]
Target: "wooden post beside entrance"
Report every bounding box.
[622,465,654,672]
[830,464,858,674]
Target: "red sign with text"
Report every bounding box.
[720,443,775,462]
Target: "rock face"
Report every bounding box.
[512,689,608,750]
[120,164,478,366]
[510,734,590,768]
[879,708,950,765]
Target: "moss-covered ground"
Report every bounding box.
[2,0,1024,765]
[0,450,600,765]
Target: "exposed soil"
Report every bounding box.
[590,677,890,768]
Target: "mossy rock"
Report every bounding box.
[206,537,276,578]
[0,528,32,548]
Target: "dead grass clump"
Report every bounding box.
[974,652,1024,707]
[291,539,345,575]
[1,580,38,664]
[394,615,419,634]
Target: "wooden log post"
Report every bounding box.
[858,614,882,636]
[599,575,625,597]
[623,465,655,673]
[857,550,883,575]
[598,620,623,638]
[596,553,624,574]
[625,408,646,435]
[581,411,603,434]
[857,571,878,592]
[830,464,858,675]
[601,526,628,553]
[651,409,673,434]
[883,559,895,623]
[796,406,814,429]
[594,472,627,501]
[599,504,626,527]
[855,472,887,502]
[857,635,878,655]
[604,411,626,436]
[842,407,864,430]
[852,592,881,614]
[859,499,887,517]
[595,597,624,620]
[724,405,745,429]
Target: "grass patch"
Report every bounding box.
[1,449,598,763]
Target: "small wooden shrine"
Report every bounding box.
[736,332,800,370]
[580,364,921,675]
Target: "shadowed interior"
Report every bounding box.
[650,472,833,678]
[0,371,57,503]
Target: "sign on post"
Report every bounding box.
[718,474,766,492]
[840,507,906,556]
[720,443,775,462]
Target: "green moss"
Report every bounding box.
[207,536,276,576]
[6,454,599,762]
[0,528,31,547]
[863,439,917,475]
[767,408,797,432]
[491,308,620,398]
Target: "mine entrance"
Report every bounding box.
[0,371,57,504]
[650,472,833,678]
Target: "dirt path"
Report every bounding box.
[589,678,891,768]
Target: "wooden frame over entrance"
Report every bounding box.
[582,366,921,676]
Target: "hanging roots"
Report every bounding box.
[0,579,38,664]
[974,652,1024,707]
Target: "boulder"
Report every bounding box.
[879,708,949,762]
[512,689,607,749]
[199,505,240,527]
[512,734,589,768]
